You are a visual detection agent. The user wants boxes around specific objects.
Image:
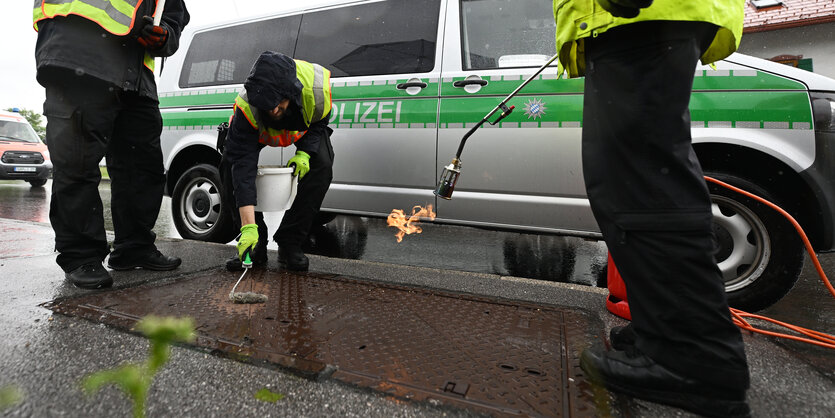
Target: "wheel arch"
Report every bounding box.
[694,142,824,249]
[165,144,221,196]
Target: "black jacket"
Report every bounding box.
[224,52,331,209]
[34,0,190,99]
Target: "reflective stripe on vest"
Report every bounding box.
[233,59,332,147]
[294,60,332,126]
[144,53,155,72]
[33,0,144,35]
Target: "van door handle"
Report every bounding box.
[453,79,488,88]
[396,81,428,89]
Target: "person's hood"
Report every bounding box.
[244,51,303,112]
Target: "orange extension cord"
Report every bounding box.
[704,176,835,349]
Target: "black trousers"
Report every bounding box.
[221,133,334,254]
[582,21,749,389]
[41,70,165,272]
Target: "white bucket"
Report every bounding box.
[253,166,298,212]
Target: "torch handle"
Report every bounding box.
[152,0,166,26]
[453,53,559,159]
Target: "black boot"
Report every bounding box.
[107,250,181,271]
[278,247,309,272]
[66,262,113,289]
[580,347,750,418]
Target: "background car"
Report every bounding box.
[0,109,51,187]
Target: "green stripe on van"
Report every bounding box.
[690,91,812,128]
[440,95,583,126]
[161,109,232,128]
[437,91,810,129]
[693,69,805,91]
[161,91,811,129]
[159,91,238,108]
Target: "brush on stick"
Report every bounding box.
[228,251,268,304]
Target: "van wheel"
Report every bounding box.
[706,172,804,312]
[27,179,47,187]
[171,164,237,243]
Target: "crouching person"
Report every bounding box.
[220,51,334,272]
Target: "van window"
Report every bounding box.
[294,0,441,77]
[179,15,302,88]
[0,120,40,143]
[460,0,555,70]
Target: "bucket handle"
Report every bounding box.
[286,169,299,209]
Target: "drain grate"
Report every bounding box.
[44,269,610,416]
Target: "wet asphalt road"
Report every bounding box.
[1,179,833,376]
[1,179,834,417]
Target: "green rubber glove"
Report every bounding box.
[237,224,259,260]
[288,150,311,179]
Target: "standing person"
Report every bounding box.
[34,0,190,289]
[221,51,333,272]
[553,1,751,417]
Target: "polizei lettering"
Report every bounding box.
[331,101,403,124]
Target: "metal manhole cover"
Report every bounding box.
[44,269,611,417]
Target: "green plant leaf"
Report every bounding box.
[81,316,196,418]
[0,385,24,410]
[254,388,285,403]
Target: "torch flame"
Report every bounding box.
[386,205,436,243]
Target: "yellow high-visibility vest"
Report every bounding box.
[33,0,157,71]
[33,0,147,35]
[553,0,744,78]
[235,60,332,147]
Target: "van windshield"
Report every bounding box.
[0,120,41,143]
[460,0,556,70]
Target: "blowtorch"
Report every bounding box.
[434,53,560,199]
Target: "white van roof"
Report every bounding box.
[725,53,835,91]
[0,110,31,123]
[191,0,368,32]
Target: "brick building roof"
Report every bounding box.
[744,0,835,33]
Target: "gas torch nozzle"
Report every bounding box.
[434,158,461,200]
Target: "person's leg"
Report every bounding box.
[106,91,179,270]
[275,132,334,270]
[580,20,749,416]
[41,70,116,287]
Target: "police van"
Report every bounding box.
[157,0,835,312]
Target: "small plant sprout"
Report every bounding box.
[0,385,24,410]
[254,387,285,403]
[82,316,196,418]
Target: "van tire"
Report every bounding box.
[171,164,237,243]
[705,172,804,312]
[27,179,47,187]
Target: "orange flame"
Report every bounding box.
[386,205,436,243]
